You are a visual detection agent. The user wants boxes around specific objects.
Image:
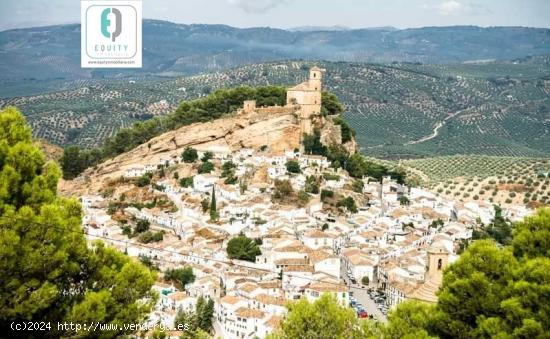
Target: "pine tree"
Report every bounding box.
[196,296,214,332]
[209,185,218,221]
[0,107,156,337]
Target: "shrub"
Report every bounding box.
[179,176,194,188]
[136,174,151,187]
[321,189,334,202]
[164,267,195,287]
[182,147,198,163]
[227,235,262,262]
[198,161,214,174]
[286,160,301,174]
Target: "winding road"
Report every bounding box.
[404,106,474,146]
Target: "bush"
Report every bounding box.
[138,230,164,243]
[333,116,355,143]
[338,197,358,213]
[286,160,301,174]
[305,176,320,194]
[227,235,262,262]
[273,179,294,199]
[136,174,151,187]
[164,267,195,287]
[298,191,310,204]
[198,161,214,174]
[135,219,150,233]
[179,176,194,188]
[321,189,334,202]
[201,151,214,162]
[352,180,364,193]
[182,147,198,163]
[323,173,340,181]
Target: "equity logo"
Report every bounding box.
[101,8,122,42]
[81,0,142,68]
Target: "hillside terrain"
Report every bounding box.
[60,111,300,195]
[384,155,550,208]
[1,21,549,97]
[3,58,549,159]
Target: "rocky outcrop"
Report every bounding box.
[318,116,357,155]
[60,106,357,196]
[60,111,302,194]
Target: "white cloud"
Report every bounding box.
[436,1,463,15]
[435,1,491,16]
[227,0,292,14]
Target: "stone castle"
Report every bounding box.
[240,66,325,136]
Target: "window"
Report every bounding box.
[437,258,443,270]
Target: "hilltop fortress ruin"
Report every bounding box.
[62,67,354,194]
[240,66,324,137]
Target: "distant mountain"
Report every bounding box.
[0,20,549,96]
[288,25,352,32]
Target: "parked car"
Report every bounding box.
[357,310,369,318]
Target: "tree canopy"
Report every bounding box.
[182,147,199,163]
[0,107,156,337]
[164,267,195,288]
[386,208,550,339]
[285,160,301,174]
[174,295,214,339]
[226,234,262,262]
[321,91,345,116]
[268,294,382,339]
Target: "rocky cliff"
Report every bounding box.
[60,110,303,194]
[60,107,357,195]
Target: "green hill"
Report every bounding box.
[2,58,549,158]
[1,21,548,93]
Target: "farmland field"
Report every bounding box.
[1,57,549,158]
[400,155,550,207]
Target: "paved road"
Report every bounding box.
[341,266,387,322]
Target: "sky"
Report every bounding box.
[1,0,549,31]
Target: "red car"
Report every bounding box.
[357,310,369,318]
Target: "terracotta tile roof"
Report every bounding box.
[221,295,244,305]
[306,250,336,263]
[168,292,189,301]
[258,280,281,289]
[303,229,336,239]
[348,254,376,266]
[265,315,282,329]
[239,283,260,293]
[253,294,286,306]
[307,281,348,293]
[274,245,309,253]
[274,258,310,266]
[235,307,265,319]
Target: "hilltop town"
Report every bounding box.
[72,69,532,338]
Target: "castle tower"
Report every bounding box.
[242,100,256,114]
[425,243,449,284]
[286,66,325,135]
[309,66,323,92]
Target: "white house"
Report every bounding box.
[193,174,218,193]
